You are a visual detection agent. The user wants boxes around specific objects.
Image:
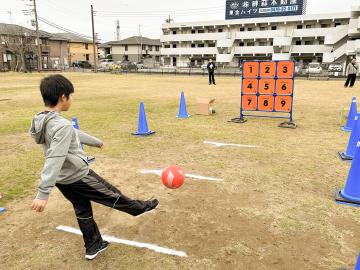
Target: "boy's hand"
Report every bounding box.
[31,199,48,212]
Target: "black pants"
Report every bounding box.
[345,74,357,87]
[208,72,215,84]
[56,169,149,252]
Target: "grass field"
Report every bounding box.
[1,72,360,269]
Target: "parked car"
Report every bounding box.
[328,63,343,72]
[306,63,322,74]
[135,62,144,69]
[120,61,137,70]
[72,61,92,69]
[99,59,113,68]
[201,64,208,70]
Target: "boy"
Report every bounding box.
[344,57,359,88]
[30,74,158,260]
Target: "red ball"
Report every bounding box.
[161,165,185,189]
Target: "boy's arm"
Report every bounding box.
[36,124,73,200]
[76,129,103,148]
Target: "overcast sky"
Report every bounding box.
[0,0,359,42]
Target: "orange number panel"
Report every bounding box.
[259,79,275,95]
[242,95,257,111]
[276,79,293,95]
[243,62,259,78]
[260,62,276,78]
[277,61,295,78]
[275,96,292,112]
[258,96,274,111]
[242,79,258,94]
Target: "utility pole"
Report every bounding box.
[116,20,120,41]
[8,11,12,24]
[91,5,97,73]
[32,0,42,71]
[139,24,142,63]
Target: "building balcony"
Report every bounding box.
[291,45,332,54]
[273,37,292,47]
[233,46,274,55]
[216,38,234,48]
[292,28,332,38]
[235,30,285,40]
[160,33,227,42]
[160,47,217,56]
[41,44,50,52]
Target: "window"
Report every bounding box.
[271,26,277,30]
[270,41,273,46]
[305,40,313,45]
[164,45,170,48]
[155,46,160,51]
[297,25,303,29]
[319,40,324,45]
[85,54,89,61]
[142,45,146,50]
[191,30,196,34]
[335,22,341,27]
[321,24,328,28]
[306,25,312,29]
[172,44,177,48]
[247,42,254,46]
[85,43,88,49]
[125,45,128,51]
[149,46,153,51]
[155,56,160,62]
[208,43,215,47]
[191,44,196,48]
[239,42,244,47]
[218,29,223,32]
[248,28,253,31]
[260,27,267,31]
[172,31,177,35]
[198,29,205,33]
[259,42,266,46]
[240,27,245,31]
[295,40,301,45]
[198,44,204,48]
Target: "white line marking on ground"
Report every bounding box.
[204,140,260,148]
[140,170,223,181]
[56,225,187,257]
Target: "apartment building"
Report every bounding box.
[161,6,360,69]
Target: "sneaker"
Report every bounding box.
[85,241,109,260]
[136,199,159,217]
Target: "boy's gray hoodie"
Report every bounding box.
[29,111,102,200]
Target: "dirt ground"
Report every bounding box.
[1,72,360,270]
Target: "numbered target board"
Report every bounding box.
[240,60,295,121]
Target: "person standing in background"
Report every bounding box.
[207,59,217,85]
[345,58,359,88]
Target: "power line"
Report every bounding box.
[37,16,94,40]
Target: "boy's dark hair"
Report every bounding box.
[40,75,74,107]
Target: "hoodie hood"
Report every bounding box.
[29,112,58,144]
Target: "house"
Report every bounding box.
[47,33,70,69]
[54,33,98,66]
[105,36,161,67]
[0,23,52,71]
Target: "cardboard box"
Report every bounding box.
[196,98,216,115]
[340,107,350,126]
